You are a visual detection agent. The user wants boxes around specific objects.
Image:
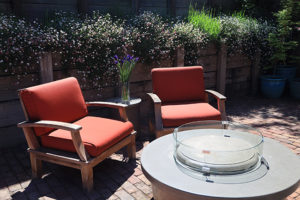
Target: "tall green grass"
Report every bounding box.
[188,5,221,40]
[232,10,258,23]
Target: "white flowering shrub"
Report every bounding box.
[173,21,208,65]
[45,11,131,88]
[220,15,276,60]
[0,11,276,87]
[128,11,176,64]
[173,22,208,46]
[0,14,58,76]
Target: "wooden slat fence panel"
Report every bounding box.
[140,0,167,14]
[197,55,218,72]
[89,0,130,6]
[0,0,11,12]
[22,0,76,4]
[0,74,40,91]
[140,0,167,7]
[10,0,77,19]
[21,4,77,13]
[204,71,216,88]
[226,55,252,96]
[0,0,241,18]
[88,0,132,14]
[88,6,132,15]
[175,0,209,16]
[227,53,251,69]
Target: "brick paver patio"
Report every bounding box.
[0,96,299,200]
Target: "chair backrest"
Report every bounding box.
[152,66,205,103]
[19,77,88,136]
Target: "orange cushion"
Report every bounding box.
[152,66,205,103]
[40,116,134,157]
[19,77,88,136]
[161,101,221,127]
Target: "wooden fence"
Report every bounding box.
[0,44,260,147]
[1,0,238,19]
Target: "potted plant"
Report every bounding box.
[114,55,139,103]
[261,0,299,98]
[290,77,300,99]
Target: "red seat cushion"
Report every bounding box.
[152,66,205,103]
[161,101,221,127]
[19,77,88,136]
[40,116,134,157]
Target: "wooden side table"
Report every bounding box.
[107,97,142,137]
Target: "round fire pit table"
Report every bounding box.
[141,121,300,200]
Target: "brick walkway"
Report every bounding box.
[0,96,299,200]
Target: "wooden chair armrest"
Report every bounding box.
[18,120,82,132]
[205,90,226,100]
[204,90,227,121]
[147,93,163,131]
[147,93,162,104]
[18,120,89,162]
[86,101,128,109]
[86,101,128,121]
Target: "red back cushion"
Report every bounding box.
[152,66,205,103]
[19,77,88,136]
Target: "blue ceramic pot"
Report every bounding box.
[289,78,300,99]
[276,66,297,82]
[260,75,286,98]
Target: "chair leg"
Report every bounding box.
[81,165,93,192]
[127,134,136,159]
[30,153,42,178]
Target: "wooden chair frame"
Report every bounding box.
[148,90,227,138]
[18,96,136,192]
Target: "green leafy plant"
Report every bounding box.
[268,0,299,66]
[188,5,221,40]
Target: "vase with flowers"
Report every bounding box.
[114,55,139,103]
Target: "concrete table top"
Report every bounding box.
[141,134,300,200]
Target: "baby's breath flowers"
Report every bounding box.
[0,11,276,88]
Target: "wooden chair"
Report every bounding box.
[17,77,136,192]
[148,66,226,138]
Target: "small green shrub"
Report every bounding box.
[268,0,299,66]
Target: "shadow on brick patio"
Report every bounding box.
[0,95,299,200]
